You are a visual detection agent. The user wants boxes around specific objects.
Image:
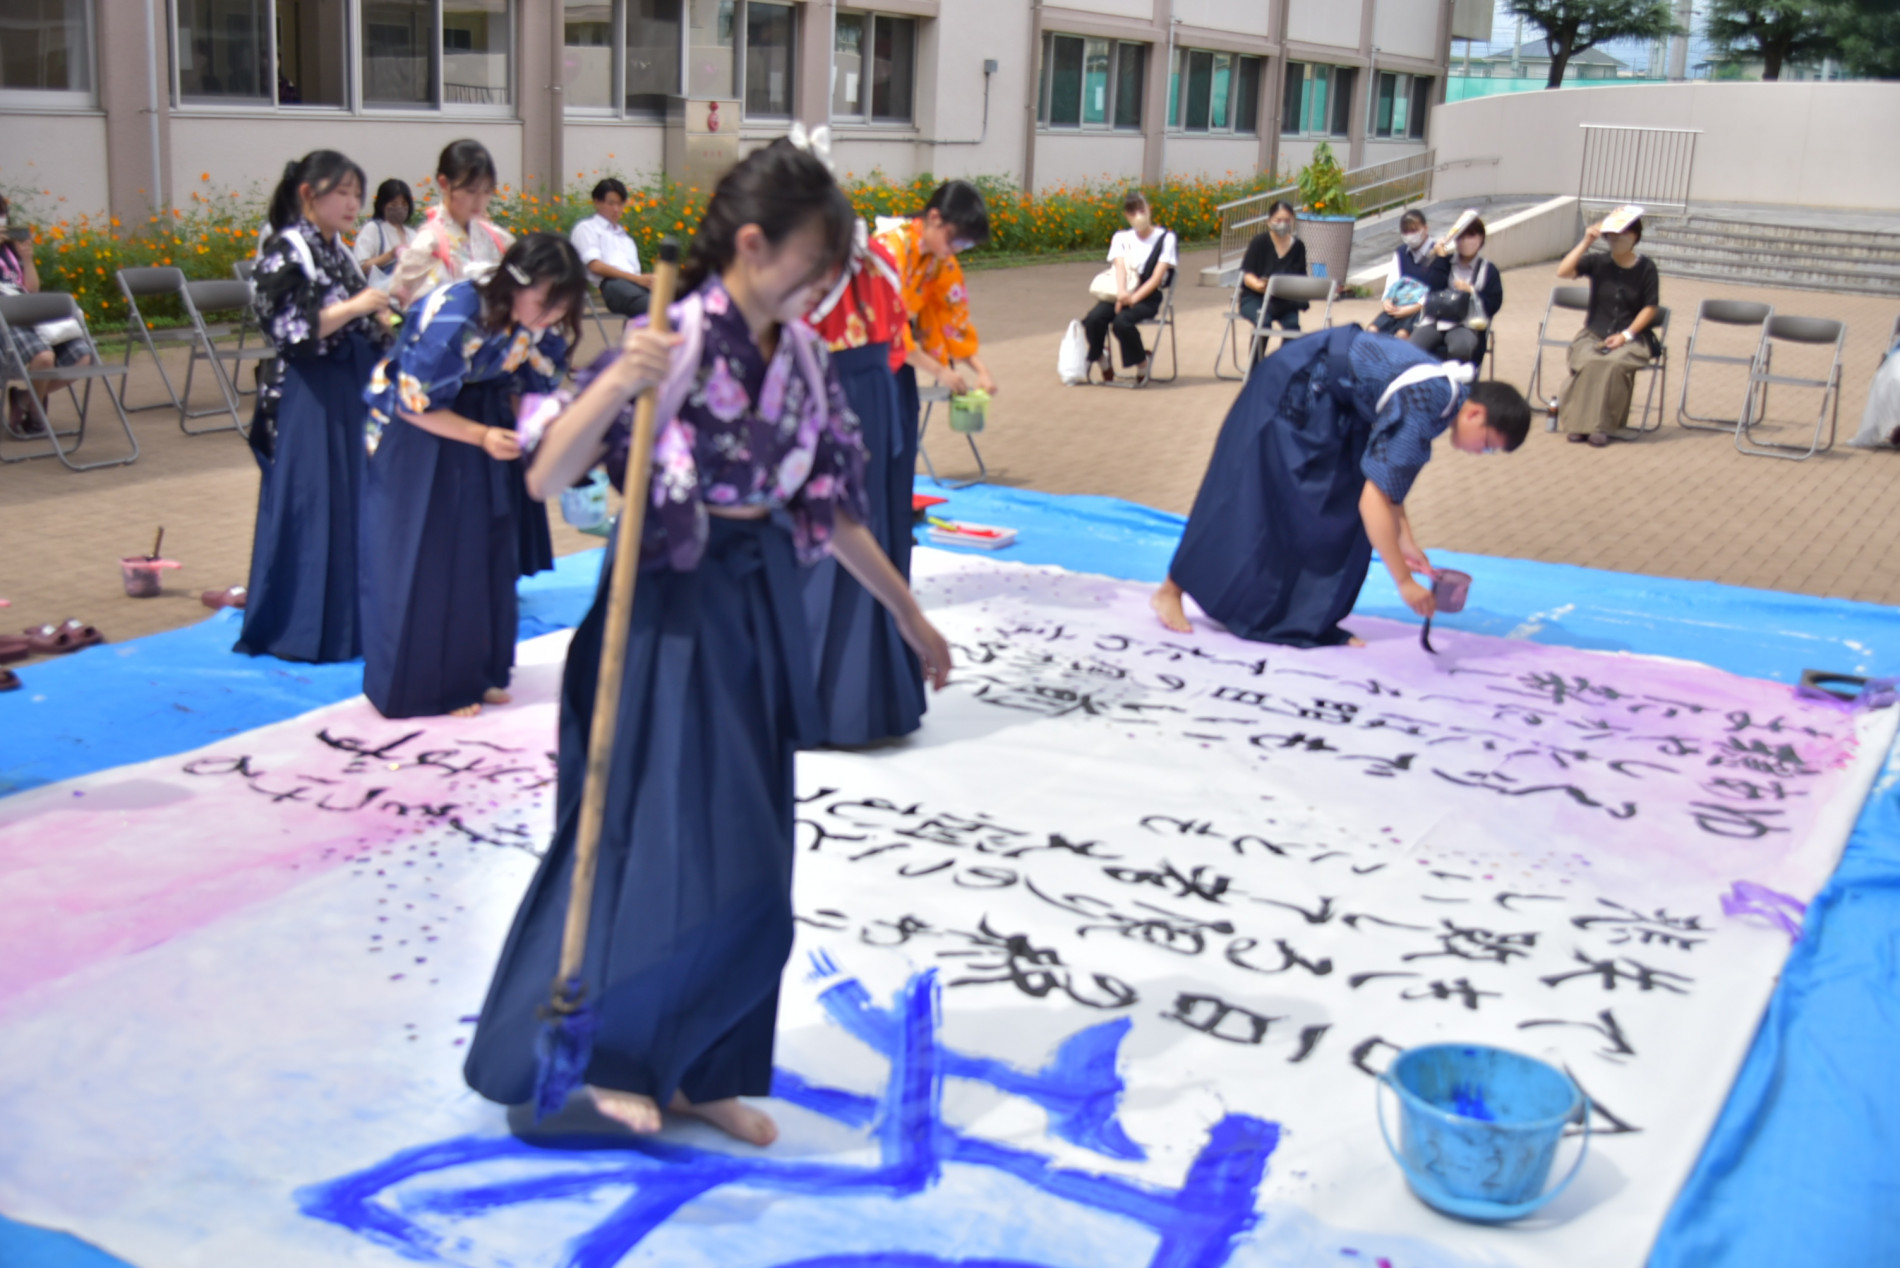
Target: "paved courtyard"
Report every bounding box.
[2,248,1896,663]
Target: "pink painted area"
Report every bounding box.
[0,663,563,1014]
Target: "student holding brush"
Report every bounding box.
[462,139,951,1147]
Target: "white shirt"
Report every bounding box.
[352,220,419,291]
[570,214,643,289]
[1107,226,1178,287]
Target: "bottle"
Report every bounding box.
[1544,396,1560,433]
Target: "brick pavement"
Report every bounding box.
[1,251,1894,668]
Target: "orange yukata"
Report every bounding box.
[806,231,910,373]
[874,217,980,367]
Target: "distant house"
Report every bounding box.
[1472,39,1629,80]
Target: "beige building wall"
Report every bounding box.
[168,115,527,201]
[0,114,112,219]
[1285,0,1362,50]
[565,121,667,184]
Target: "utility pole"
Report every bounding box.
[1510,15,1523,78]
[1667,0,1693,80]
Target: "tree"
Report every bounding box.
[1822,0,1900,78]
[1506,0,1684,87]
[1705,0,1838,79]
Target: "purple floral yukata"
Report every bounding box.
[252,220,382,437]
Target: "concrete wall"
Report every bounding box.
[1033,132,1146,189]
[1372,0,1442,61]
[168,115,526,201]
[564,121,665,184]
[1165,134,1268,182]
[1176,0,1271,40]
[1286,0,1362,50]
[1431,81,1900,212]
[0,113,111,219]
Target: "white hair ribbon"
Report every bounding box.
[786,121,835,171]
[505,262,531,285]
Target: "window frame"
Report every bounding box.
[735,0,794,120]
[165,0,519,116]
[1035,30,1146,133]
[560,0,684,121]
[1371,69,1431,141]
[831,8,917,127]
[0,0,100,107]
[1279,62,1354,140]
[1167,46,1261,137]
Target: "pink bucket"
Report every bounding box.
[120,557,183,598]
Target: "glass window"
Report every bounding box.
[274,0,346,106]
[1329,66,1354,136]
[179,0,270,100]
[1280,59,1304,136]
[1112,41,1143,130]
[1168,50,1181,127]
[624,0,680,113]
[1307,66,1327,134]
[1183,49,1210,130]
[687,0,733,98]
[1409,75,1430,139]
[1081,37,1108,125]
[362,0,435,106]
[562,0,613,109]
[743,0,791,117]
[1045,32,1081,126]
[1208,52,1230,129]
[870,14,913,122]
[1389,79,1409,137]
[443,0,508,104]
[1374,71,1395,137]
[1,0,94,96]
[1234,55,1259,133]
[833,10,862,115]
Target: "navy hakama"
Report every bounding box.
[459,377,554,578]
[1169,328,1459,647]
[801,342,925,745]
[358,378,520,718]
[234,332,377,662]
[464,517,821,1105]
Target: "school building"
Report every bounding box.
[1,0,1478,224]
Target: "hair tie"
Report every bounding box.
[786,121,834,172]
[506,262,530,285]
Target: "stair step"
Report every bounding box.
[1642,244,1900,282]
[1651,233,1900,266]
[1650,261,1900,298]
[1668,216,1900,251]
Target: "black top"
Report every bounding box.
[1576,250,1660,346]
[1241,233,1308,318]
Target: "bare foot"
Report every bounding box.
[1347,636,1366,647]
[669,1091,778,1146]
[449,702,482,718]
[589,1086,663,1133]
[1150,579,1193,634]
[483,687,511,705]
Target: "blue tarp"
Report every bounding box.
[3,480,1896,1267]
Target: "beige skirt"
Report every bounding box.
[1558,328,1653,435]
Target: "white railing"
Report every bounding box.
[1577,123,1700,215]
[1215,150,1440,273]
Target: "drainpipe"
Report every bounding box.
[1021,0,1041,190]
[144,0,163,212]
[1159,0,1174,183]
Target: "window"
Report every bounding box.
[362,0,434,106]
[443,0,509,104]
[624,0,681,112]
[687,0,791,119]
[562,0,613,108]
[1170,48,1260,134]
[178,0,270,101]
[276,0,347,106]
[1280,62,1353,138]
[563,0,684,117]
[1373,71,1431,140]
[0,0,95,101]
[1036,32,1144,131]
[834,10,915,124]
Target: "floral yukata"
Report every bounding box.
[807,227,910,372]
[251,220,382,449]
[875,217,979,365]
[387,206,514,305]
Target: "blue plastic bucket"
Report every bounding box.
[1377,1043,1590,1223]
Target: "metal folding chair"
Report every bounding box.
[1735,315,1846,461]
[582,286,618,350]
[182,279,275,435]
[1214,275,1337,380]
[0,292,139,471]
[232,258,256,285]
[117,267,268,434]
[1627,306,1671,434]
[1086,270,1179,388]
[917,382,987,490]
[1524,285,1591,406]
[1676,299,1772,432]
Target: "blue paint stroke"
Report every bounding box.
[296,969,1280,1268]
[1719,881,1808,943]
[1447,1084,1495,1123]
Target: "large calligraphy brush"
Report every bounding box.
[1418,568,1471,655]
[532,238,681,1123]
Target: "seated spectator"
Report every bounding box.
[1551,217,1661,447]
[1236,199,1307,359]
[1081,191,1176,385]
[354,179,419,292]
[1368,208,1435,336]
[1408,217,1503,369]
[570,178,652,320]
[1849,329,1900,449]
[0,194,92,436]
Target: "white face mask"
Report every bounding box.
[1402,230,1427,249]
[1269,220,1294,238]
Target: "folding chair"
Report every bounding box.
[1626,306,1671,434]
[1735,315,1845,461]
[1214,275,1337,380]
[0,292,139,471]
[232,258,256,285]
[1883,312,1900,366]
[1086,270,1180,388]
[916,382,987,490]
[581,286,618,349]
[1524,285,1591,406]
[182,279,276,436]
[1676,299,1772,433]
[117,268,268,434]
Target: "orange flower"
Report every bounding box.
[201,172,210,181]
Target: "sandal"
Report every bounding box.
[1130,359,1152,387]
[201,586,248,610]
[1097,355,1114,383]
[0,668,19,692]
[0,634,29,664]
[21,619,104,655]
[1587,433,1611,448]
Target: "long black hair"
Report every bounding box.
[437,138,499,191]
[477,232,589,346]
[923,179,990,247]
[267,150,367,231]
[372,178,414,225]
[682,138,856,293]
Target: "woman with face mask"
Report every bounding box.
[1409,218,1504,368]
[1552,217,1661,447]
[1236,200,1307,361]
[1369,209,1435,337]
[1081,191,1177,384]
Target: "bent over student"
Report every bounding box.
[462,140,951,1148]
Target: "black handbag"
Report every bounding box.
[1422,288,1470,323]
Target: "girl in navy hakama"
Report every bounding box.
[1153,328,1530,647]
[799,223,927,744]
[360,235,585,718]
[464,140,952,1146]
[234,151,393,663]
